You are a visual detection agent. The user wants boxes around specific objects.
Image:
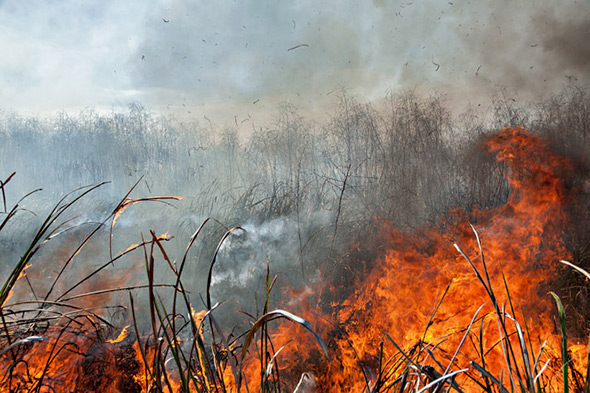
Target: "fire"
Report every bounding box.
[0,127,587,392]
[0,322,144,392]
[107,324,132,344]
[1,264,31,307]
[237,127,587,391]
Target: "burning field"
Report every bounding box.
[262,127,589,392]
[2,118,590,393]
[2,1,590,391]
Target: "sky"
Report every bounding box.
[0,0,589,126]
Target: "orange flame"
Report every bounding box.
[236,127,587,392]
[106,324,131,344]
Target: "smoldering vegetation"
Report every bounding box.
[1,84,590,331]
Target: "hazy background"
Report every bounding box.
[1,0,589,127]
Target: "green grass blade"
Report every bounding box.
[550,291,568,393]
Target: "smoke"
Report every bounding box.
[215,218,300,289]
[0,1,145,112]
[538,13,590,77]
[2,1,588,122]
[445,2,590,104]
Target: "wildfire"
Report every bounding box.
[0,127,587,392]
[238,127,587,392]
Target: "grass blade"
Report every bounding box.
[550,291,568,393]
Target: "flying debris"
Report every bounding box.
[475,64,481,76]
[188,146,206,156]
[287,44,309,51]
[162,18,170,23]
[253,99,260,104]
[432,57,440,72]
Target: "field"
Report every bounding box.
[1,85,590,392]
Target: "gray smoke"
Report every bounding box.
[1,1,588,122]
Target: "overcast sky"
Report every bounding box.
[1,0,589,125]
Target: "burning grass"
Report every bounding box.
[1,127,590,392]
